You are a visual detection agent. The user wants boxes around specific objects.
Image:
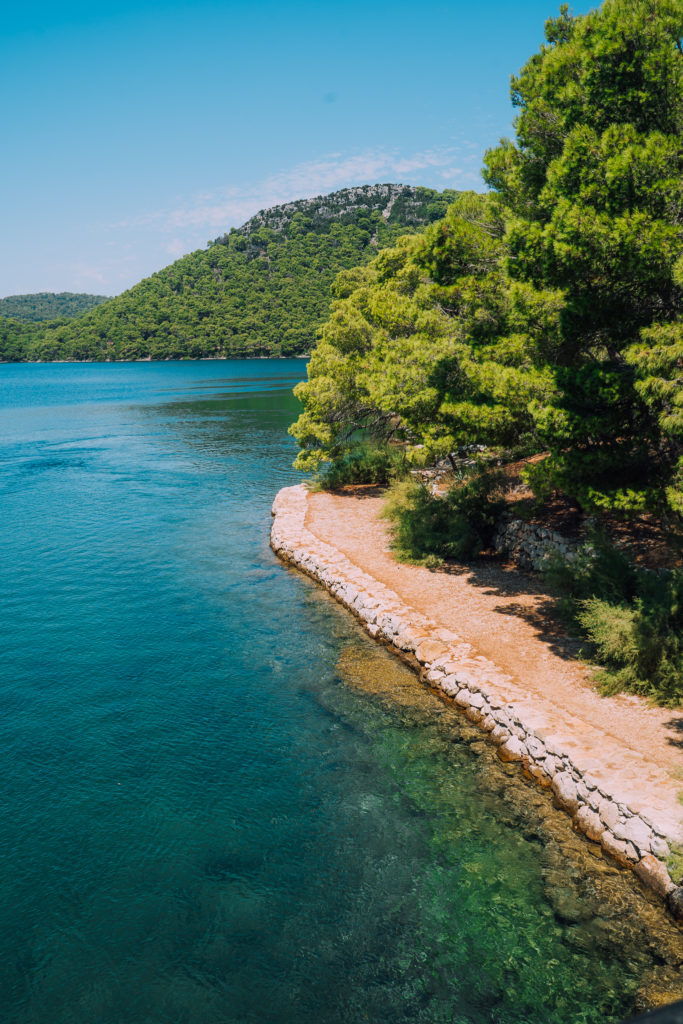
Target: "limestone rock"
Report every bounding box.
[588,790,602,812]
[574,805,604,842]
[552,772,579,815]
[601,830,639,866]
[529,764,552,788]
[633,855,675,898]
[666,886,683,922]
[526,735,546,760]
[415,639,448,663]
[598,798,620,831]
[490,725,509,745]
[613,815,652,854]
[440,675,459,696]
[498,736,526,763]
[650,835,670,860]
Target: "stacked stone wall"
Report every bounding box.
[492,514,579,572]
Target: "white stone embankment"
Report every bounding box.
[271,484,683,922]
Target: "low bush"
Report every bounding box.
[382,468,506,565]
[312,445,409,490]
[544,535,683,706]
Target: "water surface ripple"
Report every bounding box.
[0,360,680,1024]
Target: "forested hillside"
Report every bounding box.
[0,185,455,362]
[0,292,110,321]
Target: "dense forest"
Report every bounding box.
[0,292,110,321]
[292,0,683,703]
[0,185,456,362]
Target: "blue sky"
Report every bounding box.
[2,0,593,296]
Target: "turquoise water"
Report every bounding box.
[0,360,680,1024]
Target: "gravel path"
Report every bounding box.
[305,487,683,835]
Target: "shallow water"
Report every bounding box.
[0,360,680,1024]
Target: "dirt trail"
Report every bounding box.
[305,487,683,835]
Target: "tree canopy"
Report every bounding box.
[292,0,683,521]
[0,292,110,322]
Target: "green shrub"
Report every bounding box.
[312,445,409,490]
[544,534,683,706]
[382,468,506,565]
[543,532,640,618]
[667,843,683,886]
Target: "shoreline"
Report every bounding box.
[271,483,683,922]
[0,354,310,366]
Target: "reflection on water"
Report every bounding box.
[0,360,680,1024]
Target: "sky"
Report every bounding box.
[1,0,593,297]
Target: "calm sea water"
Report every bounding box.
[0,360,680,1024]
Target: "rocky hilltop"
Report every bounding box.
[1,184,458,362]
[217,183,452,241]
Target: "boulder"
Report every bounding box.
[613,815,652,854]
[529,764,552,788]
[634,855,675,899]
[666,886,683,922]
[526,735,546,760]
[574,805,603,842]
[498,736,526,763]
[440,675,459,696]
[552,773,579,815]
[415,640,449,664]
[650,835,670,860]
[598,798,619,831]
[601,830,639,866]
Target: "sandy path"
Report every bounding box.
[305,487,683,837]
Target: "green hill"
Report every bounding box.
[0,292,110,322]
[1,184,457,362]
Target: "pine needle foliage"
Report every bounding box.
[292,0,683,521]
[544,536,683,705]
[382,468,507,565]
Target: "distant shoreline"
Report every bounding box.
[0,354,310,365]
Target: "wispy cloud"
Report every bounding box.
[61,252,139,293]
[114,145,482,238]
[165,238,188,259]
[94,145,483,292]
